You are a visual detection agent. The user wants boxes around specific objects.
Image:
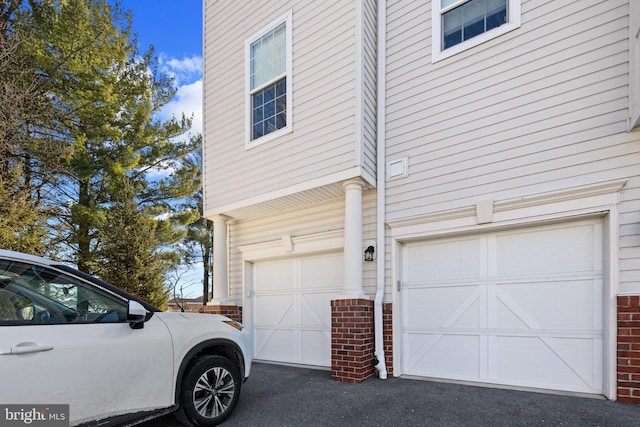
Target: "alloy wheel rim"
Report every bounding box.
[192,366,236,418]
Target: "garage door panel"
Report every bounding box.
[404,285,480,329]
[254,260,294,291]
[253,254,342,367]
[300,255,343,289]
[406,239,480,281]
[402,219,604,394]
[495,280,601,331]
[495,224,600,277]
[253,294,295,325]
[405,333,480,379]
[302,330,332,366]
[300,292,332,326]
[496,336,602,392]
[254,328,297,362]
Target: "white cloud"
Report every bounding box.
[147,55,202,181]
[159,54,203,86]
[147,79,202,181]
[161,79,203,136]
[155,54,203,137]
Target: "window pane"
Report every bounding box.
[486,0,507,30]
[264,86,275,103]
[442,0,507,50]
[266,116,277,134]
[250,21,286,89]
[463,0,485,40]
[253,105,263,123]
[264,100,275,118]
[441,0,459,8]
[0,261,128,325]
[251,77,286,140]
[443,7,462,49]
[253,122,264,140]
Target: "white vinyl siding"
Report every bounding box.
[386,0,635,216]
[204,1,377,218]
[227,192,378,303]
[629,0,640,129]
[385,0,640,294]
[361,0,378,180]
[620,177,640,293]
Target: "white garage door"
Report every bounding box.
[401,220,603,394]
[252,253,342,367]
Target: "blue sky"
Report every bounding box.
[119,0,204,137]
[122,0,202,59]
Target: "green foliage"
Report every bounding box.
[95,180,169,310]
[0,165,48,255]
[0,0,205,303]
[0,1,69,256]
[180,139,213,303]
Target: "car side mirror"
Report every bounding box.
[127,300,147,329]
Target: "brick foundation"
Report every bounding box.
[331,299,375,383]
[201,304,243,324]
[382,303,393,377]
[618,295,640,403]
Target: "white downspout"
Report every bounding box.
[374,0,388,380]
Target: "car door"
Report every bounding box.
[0,259,175,426]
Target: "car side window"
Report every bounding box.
[0,260,128,325]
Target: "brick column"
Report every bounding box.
[617,295,640,403]
[382,303,394,377]
[331,299,375,383]
[202,305,243,324]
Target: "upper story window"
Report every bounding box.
[246,12,292,147]
[432,0,521,62]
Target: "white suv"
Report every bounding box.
[0,249,251,426]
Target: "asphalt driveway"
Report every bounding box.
[143,362,638,426]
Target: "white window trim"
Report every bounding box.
[431,0,521,63]
[244,11,293,149]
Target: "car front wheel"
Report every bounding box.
[175,355,241,426]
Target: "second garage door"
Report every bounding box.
[252,253,342,367]
[401,219,604,394]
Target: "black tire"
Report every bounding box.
[175,355,242,427]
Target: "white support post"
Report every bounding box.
[341,179,368,299]
[209,214,232,305]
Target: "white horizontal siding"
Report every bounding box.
[384,0,640,294]
[227,192,378,302]
[203,1,363,216]
[630,0,640,128]
[385,0,635,215]
[361,0,378,180]
[620,176,640,293]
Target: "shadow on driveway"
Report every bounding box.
[142,362,638,426]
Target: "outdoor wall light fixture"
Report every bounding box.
[364,245,375,262]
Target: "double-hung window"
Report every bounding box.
[246,13,292,146]
[432,0,521,62]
